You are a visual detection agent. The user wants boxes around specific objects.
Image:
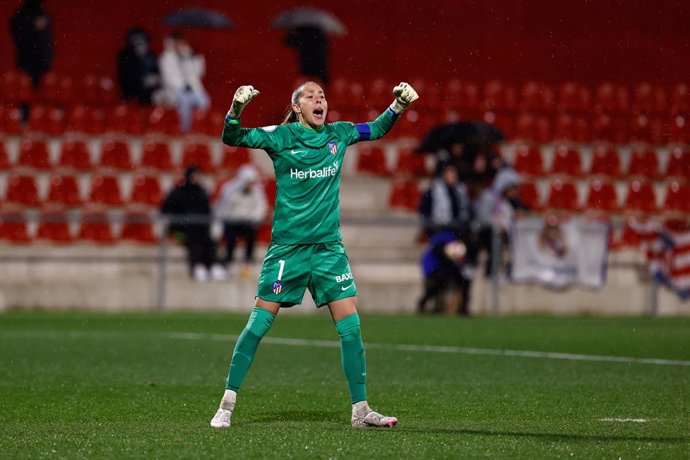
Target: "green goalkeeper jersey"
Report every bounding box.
[222,108,399,244]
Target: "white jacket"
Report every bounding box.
[215,165,268,225]
[157,39,206,105]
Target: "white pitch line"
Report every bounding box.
[3,329,690,368]
[600,418,648,423]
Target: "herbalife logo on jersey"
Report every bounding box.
[290,161,339,180]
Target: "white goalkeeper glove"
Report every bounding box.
[228,85,260,118]
[390,82,419,114]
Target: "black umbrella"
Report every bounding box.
[416,122,504,154]
[163,8,233,29]
[272,7,347,36]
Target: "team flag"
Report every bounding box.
[510,217,609,289]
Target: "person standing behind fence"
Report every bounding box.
[161,165,226,282]
[157,32,210,133]
[215,164,268,278]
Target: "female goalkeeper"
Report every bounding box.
[210,80,419,429]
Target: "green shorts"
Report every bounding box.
[256,241,357,308]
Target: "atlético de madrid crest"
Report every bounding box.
[272,280,283,294]
[328,141,338,155]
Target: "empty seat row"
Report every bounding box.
[513,145,690,179]
[0,210,274,245]
[519,179,690,214]
[0,104,225,137]
[327,77,690,117]
[0,139,252,172]
[1,71,117,108]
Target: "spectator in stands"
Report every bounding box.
[284,26,330,85]
[10,0,54,89]
[418,163,473,241]
[474,166,527,276]
[161,165,226,282]
[157,32,210,133]
[215,164,268,278]
[417,229,470,315]
[117,27,160,105]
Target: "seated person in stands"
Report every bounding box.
[214,164,268,278]
[473,166,528,276]
[161,165,226,282]
[117,27,160,105]
[417,229,470,316]
[156,32,210,133]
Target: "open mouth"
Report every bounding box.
[313,108,324,118]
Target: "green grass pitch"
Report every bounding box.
[1,310,689,458]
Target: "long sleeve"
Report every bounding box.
[343,107,400,146]
[222,116,282,153]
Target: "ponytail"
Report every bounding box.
[281,105,298,125]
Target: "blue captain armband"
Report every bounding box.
[355,123,371,140]
[224,114,240,125]
[386,107,400,120]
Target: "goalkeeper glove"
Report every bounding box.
[228,85,260,118]
[390,82,419,114]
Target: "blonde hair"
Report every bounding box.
[281,81,320,125]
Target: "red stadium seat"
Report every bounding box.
[5,174,41,207]
[356,144,388,175]
[45,174,82,207]
[17,139,51,170]
[88,175,123,206]
[594,82,630,114]
[557,82,592,114]
[514,113,551,143]
[146,107,178,135]
[589,145,621,178]
[140,140,174,171]
[553,113,590,142]
[550,145,583,176]
[387,176,419,211]
[444,79,481,118]
[368,77,392,109]
[629,114,666,144]
[106,104,144,135]
[192,110,224,136]
[181,142,213,171]
[627,148,659,179]
[671,83,690,115]
[0,106,24,135]
[633,83,668,115]
[40,72,74,106]
[129,175,163,207]
[519,81,555,113]
[36,210,72,243]
[82,74,116,107]
[591,113,629,143]
[0,142,10,170]
[78,212,115,244]
[58,139,93,170]
[483,80,517,113]
[410,78,440,109]
[518,182,542,211]
[625,179,657,213]
[2,70,32,105]
[27,105,64,136]
[663,180,690,213]
[120,212,156,243]
[0,211,32,243]
[64,105,105,135]
[585,179,619,212]
[99,139,134,170]
[665,146,690,179]
[513,144,544,176]
[394,146,429,177]
[545,179,579,211]
[669,115,690,144]
[220,146,252,171]
[256,221,272,244]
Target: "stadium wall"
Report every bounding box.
[2,0,689,124]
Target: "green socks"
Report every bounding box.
[335,313,367,404]
[225,307,275,392]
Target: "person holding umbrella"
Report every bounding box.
[210,80,419,429]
